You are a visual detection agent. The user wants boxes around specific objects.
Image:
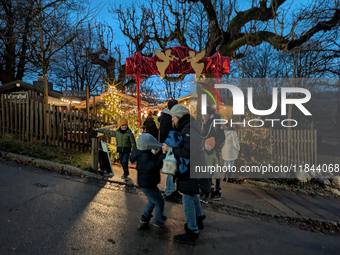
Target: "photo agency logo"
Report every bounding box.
[200,83,312,128]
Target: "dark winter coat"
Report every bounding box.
[143,117,158,140]
[97,127,136,154]
[172,114,210,195]
[130,149,165,189]
[159,109,173,143]
[202,112,225,154]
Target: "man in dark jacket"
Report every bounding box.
[159,99,178,143]
[143,111,158,139]
[202,105,225,155]
[130,134,166,230]
[158,99,182,203]
[201,105,225,200]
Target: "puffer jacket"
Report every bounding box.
[172,114,210,195]
[97,127,136,154]
[130,149,165,189]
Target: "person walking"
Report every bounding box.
[220,124,240,185]
[201,105,225,199]
[97,118,136,180]
[202,106,225,154]
[159,99,182,203]
[143,111,158,139]
[130,134,167,230]
[152,111,160,129]
[162,104,210,246]
[200,137,219,204]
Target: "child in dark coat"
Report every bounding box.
[130,134,167,230]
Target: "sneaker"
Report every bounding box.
[121,175,128,180]
[201,196,209,204]
[164,193,180,203]
[138,220,150,230]
[210,190,221,201]
[199,194,209,204]
[152,221,168,232]
[138,215,151,230]
[103,172,114,177]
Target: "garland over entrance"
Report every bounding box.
[125,46,230,124]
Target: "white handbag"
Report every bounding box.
[162,148,177,175]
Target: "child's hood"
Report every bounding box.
[137,133,162,150]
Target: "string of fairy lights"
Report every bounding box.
[125,84,190,101]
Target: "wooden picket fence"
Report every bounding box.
[0,91,318,164]
[0,91,113,152]
[236,129,317,166]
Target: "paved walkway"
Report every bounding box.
[2,160,339,254]
[108,164,340,224]
[1,150,340,225]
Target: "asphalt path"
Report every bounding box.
[0,160,339,255]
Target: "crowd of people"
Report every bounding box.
[96,99,240,246]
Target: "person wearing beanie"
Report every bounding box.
[169,104,190,119]
[130,134,167,230]
[200,137,219,204]
[167,99,178,110]
[143,111,158,140]
[97,118,136,180]
[158,99,182,203]
[162,104,210,246]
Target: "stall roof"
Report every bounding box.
[0,80,63,99]
[76,90,149,109]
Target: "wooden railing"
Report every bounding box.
[0,91,113,152]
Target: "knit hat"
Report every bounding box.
[170,104,189,118]
[167,99,178,110]
[205,137,215,150]
[119,118,128,127]
[207,105,216,115]
[138,133,163,151]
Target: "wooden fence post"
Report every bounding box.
[0,94,3,136]
[91,136,100,173]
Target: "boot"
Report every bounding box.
[197,215,206,230]
[174,225,199,246]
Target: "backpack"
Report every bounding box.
[202,112,225,151]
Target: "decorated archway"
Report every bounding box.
[125,46,230,124]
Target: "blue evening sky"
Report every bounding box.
[88,0,310,99]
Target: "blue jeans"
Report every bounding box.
[119,153,129,177]
[215,179,221,191]
[141,187,166,224]
[182,194,203,233]
[223,160,234,179]
[165,174,176,196]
